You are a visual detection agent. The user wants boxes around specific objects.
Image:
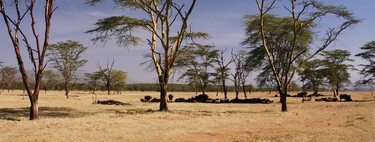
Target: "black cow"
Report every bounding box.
[339,94,352,101]
[144,96,152,101]
[168,94,174,102]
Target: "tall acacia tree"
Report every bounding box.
[298,59,325,95]
[84,72,102,103]
[251,0,359,111]
[176,43,218,95]
[355,41,375,95]
[321,49,353,97]
[97,59,115,95]
[230,51,249,99]
[0,0,55,120]
[86,0,197,111]
[48,40,88,98]
[111,70,128,94]
[214,49,233,99]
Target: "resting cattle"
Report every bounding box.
[168,94,174,102]
[325,97,338,102]
[315,98,323,102]
[339,94,352,101]
[297,92,308,97]
[144,96,152,101]
[175,98,185,102]
[301,97,312,103]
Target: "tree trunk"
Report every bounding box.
[65,83,69,98]
[235,85,239,100]
[313,84,318,96]
[370,85,373,96]
[234,79,239,99]
[332,87,337,98]
[106,81,111,95]
[222,80,228,99]
[280,92,287,112]
[159,85,168,111]
[221,73,228,99]
[242,83,247,98]
[29,95,39,120]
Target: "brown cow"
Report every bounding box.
[301,97,312,103]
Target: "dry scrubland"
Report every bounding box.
[0,90,374,142]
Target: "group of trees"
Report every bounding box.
[0,40,128,96]
[176,44,252,100]
[299,50,354,97]
[1,0,373,120]
[86,59,128,95]
[243,0,359,111]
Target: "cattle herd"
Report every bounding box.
[300,93,352,102]
[141,94,273,104]
[140,92,354,104]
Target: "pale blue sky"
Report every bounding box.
[0,0,374,84]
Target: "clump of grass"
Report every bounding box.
[0,116,21,121]
[115,108,156,115]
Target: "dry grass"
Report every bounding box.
[0,90,374,142]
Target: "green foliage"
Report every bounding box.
[84,72,102,92]
[176,43,219,94]
[86,16,148,47]
[1,66,18,91]
[355,41,375,85]
[42,70,60,91]
[48,40,88,79]
[86,0,143,9]
[320,49,353,96]
[299,59,325,92]
[86,0,198,110]
[48,40,88,97]
[243,14,314,87]
[111,70,128,92]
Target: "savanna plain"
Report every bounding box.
[0,90,374,142]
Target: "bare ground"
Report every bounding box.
[0,90,374,142]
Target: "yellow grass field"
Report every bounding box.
[0,90,374,142]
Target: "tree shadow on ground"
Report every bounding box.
[0,107,91,121]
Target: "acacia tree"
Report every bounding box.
[86,0,197,111]
[237,50,251,98]
[84,72,102,103]
[298,59,325,95]
[0,0,55,120]
[214,49,233,99]
[321,50,353,97]
[1,66,18,92]
[230,51,249,99]
[97,59,115,95]
[111,70,128,94]
[48,40,88,98]
[42,70,60,92]
[84,72,101,94]
[252,0,359,111]
[176,43,218,95]
[355,41,375,95]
